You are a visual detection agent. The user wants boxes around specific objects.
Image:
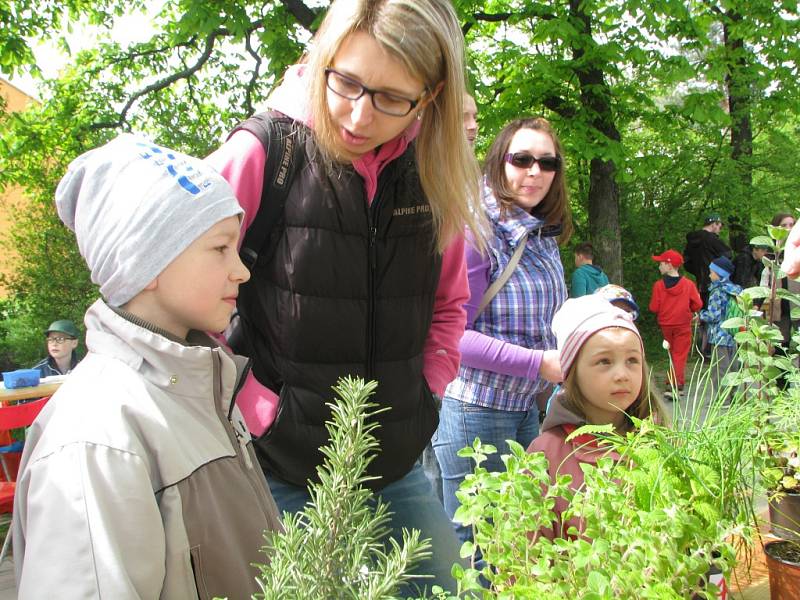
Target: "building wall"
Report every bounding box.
[0,78,37,297]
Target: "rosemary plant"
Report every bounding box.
[253,377,432,600]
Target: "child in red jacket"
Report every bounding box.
[649,249,702,396]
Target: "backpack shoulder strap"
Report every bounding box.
[228,111,303,270]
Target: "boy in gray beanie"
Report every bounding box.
[12,134,281,598]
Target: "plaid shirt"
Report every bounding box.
[446,185,566,411]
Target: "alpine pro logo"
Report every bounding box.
[392,204,431,217]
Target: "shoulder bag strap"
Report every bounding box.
[474,232,529,324]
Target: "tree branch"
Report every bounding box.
[279,0,318,32]
[90,28,230,130]
[244,31,263,117]
[463,10,555,36]
[543,95,576,119]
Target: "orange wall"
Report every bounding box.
[0,78,37,297]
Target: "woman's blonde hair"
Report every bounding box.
[562,331,668,432]
[305,0,483,252]
[483,117,573,245]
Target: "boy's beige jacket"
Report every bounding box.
[12,299,281,599]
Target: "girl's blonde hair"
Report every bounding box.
[483,117,573,245]
[562,331,668,431]
[305,0,483,252]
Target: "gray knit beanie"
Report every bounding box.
[55,133,243,306]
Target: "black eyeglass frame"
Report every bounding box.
[46,336,76,344]
[504,152,562,173]
[324,68,424,117]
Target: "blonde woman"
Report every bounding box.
[207,0,482,591]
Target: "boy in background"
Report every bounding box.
[649,249,702,398]
[32,320,81,377]
[12,134,281,598]
[699,256,742,389]
[571,242,610,297]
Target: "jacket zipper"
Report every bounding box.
[227,357,252,420]
[212,350,275,518]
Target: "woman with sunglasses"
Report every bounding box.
[433,117,572,553]
[206,0,483,592]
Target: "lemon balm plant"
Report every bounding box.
[448,428,744,599]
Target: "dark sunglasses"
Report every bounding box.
[504,152,561,172]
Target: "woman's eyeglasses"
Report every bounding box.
[324,68,423,117]
[47,336,75,344]
[504,152,561,172]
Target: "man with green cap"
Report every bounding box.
[683,213,732,306]
[32,320,81,377]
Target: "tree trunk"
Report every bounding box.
[570,0,623,283]
[588,158,623,283]
[723,12,753,207]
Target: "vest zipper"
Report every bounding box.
[367,182,388,379]
[367,222,378,380]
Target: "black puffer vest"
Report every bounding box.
[237,122,442,489]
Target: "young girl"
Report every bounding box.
[433,117,572,550]
[528,294,666,539]
[206,0,482,591]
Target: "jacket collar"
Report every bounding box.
[542,390,621,462]
[84,300,242,414]
[483,180,554,249]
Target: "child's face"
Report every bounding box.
[47,334,78,361]
[709,269,720,282]
[658,261,672,274]
[144,216,249,338]
[575,327,643,428]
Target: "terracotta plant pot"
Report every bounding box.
[764,540,800,600]
[769,491,800,542]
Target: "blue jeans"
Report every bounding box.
[266,462,464,595]
[432,396,540,547]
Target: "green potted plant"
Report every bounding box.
[762,428,800,542]
[724,222,800,598]
[448,413,756,599]
[252,377,433,600]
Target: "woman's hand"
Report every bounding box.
[539,350,563,383]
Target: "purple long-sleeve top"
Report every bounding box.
[460,239,544,380]
[445,185,566,412]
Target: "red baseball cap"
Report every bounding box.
[652,249,684,267]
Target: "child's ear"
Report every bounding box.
[144,278,158,291]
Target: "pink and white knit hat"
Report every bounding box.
[552,295,642,377]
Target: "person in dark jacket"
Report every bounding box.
[732,244,769,288]
[683,213,732,306]
[206,1,485,592]
[683,213,732,358]
[31,320,81,377]
[571,242,609,297]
